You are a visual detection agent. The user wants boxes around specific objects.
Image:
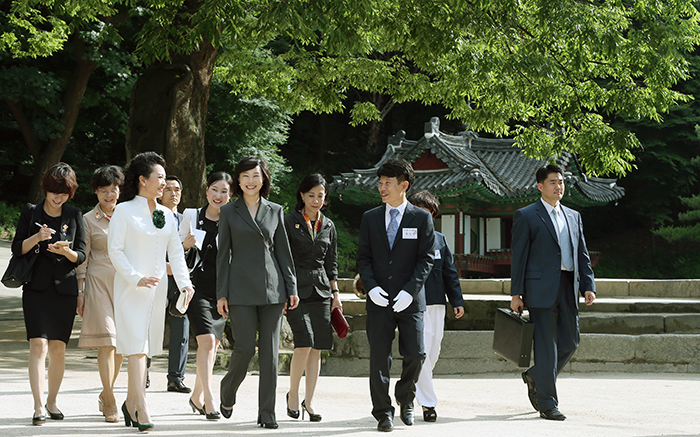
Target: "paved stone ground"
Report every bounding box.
[1,241,700,436]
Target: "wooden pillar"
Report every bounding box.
[455,211,464,253]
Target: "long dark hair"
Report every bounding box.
[119,152,166,203]
[294,173,329,211]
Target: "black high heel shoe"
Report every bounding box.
[301,400,322,422]
[204,403,221,420]
[286,392,299,419]
[189,398,205,415]
[135,411,154,432]
[45,404,64,420]
[121,402,138,428]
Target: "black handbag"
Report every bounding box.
[2,245,40,288]
[492,307,534,367]
[2,204,42,288]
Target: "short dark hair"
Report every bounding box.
[90,165,124,191]
[165,175,182,190]
[377,158,415,189]
[294,173,329,211]
[42,162,78,199]
[536,164,564,184]
[120,151,166,203]
[232,156,271,198]
[407,190,440,219]
[207,171,233,190]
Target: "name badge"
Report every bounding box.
[434,249,441,259]
[403,228,418,239]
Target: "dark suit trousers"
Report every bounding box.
[527,271,580,412]
[366,309,425,421]
[167,275,190,383]
[220,303,284,424]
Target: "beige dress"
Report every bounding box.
[77,204,117,348]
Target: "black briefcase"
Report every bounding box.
[492,308,534,368]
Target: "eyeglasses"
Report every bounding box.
[98,188,119,195]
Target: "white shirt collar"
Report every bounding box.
[540,198,562,216]
[385,199,409,227]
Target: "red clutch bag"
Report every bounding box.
[331,307,349,338]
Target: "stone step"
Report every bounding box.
[337,278,700,298]
[322,330,700,376]
[580,312,700,334]
[340,294,700,332]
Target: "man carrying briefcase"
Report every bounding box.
[510,165,596,421]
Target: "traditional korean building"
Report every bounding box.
[332,117,625,277]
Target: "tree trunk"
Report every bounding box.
[365,94,395,157]
[25,36,98,203]
[125,38,217,209]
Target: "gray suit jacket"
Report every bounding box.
[510,200,596,309]
[216,197,297,305]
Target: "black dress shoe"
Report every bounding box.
[398,401,414,426]
[167,380,192,393]
[521,371,539,412]
[259,422,278,429]
[220,404,232,419]
[540,407,566,421]
[32,415,45,426]
[377,416,393,432]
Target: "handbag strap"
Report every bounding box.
[28,203,41,254]
[191,207,210,272]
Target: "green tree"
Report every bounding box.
[1,2,136,202]
[205,75,293,197]
[4,0,700,206]
[653,156,700,242]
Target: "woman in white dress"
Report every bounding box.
[108,152,194,432]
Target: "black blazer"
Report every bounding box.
[284,210,338,300]
[12,201,86,296]
[425,231,465,307]
[356,202,435,313]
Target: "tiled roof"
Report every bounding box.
[333,117,625,205]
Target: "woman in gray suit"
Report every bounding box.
[216,156,298,429]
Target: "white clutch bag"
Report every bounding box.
[169,288,189,318]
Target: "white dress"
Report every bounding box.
[108,195,192,357]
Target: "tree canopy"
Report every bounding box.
[3,0,700,184]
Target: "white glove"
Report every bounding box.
[392,290,413,312]
[368,286,389,307]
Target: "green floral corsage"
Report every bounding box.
[152,209,165,229]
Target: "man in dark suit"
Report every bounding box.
[357,158,435,432]
[161,175,192,393]
[510,164,596,421]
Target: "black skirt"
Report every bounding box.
[286,293,332,350]
[23,282,77,343]
[187,281,226,340]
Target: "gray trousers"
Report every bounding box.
[220,303,284,424]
